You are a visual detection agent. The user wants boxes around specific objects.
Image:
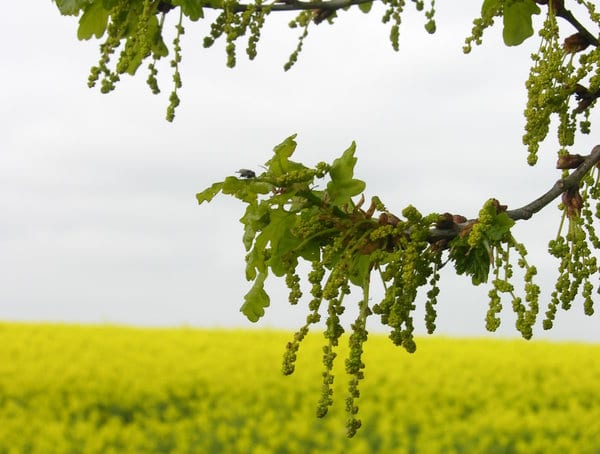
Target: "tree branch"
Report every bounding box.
[158,0,376,14]
[556,5,600,48]
[429,145,600,241]
[235,0,374,13]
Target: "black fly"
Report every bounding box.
[236,169,256,179]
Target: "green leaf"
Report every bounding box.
[244,208,297,279]
[299,239,320,262]
[358,2,372,13]
[262,209,299,276]
[221,176,272,204]
[326,142,366,208]
[172,0,204,21]
[196,182,224,205]
[245,246,267,281]
[152,36,169,58]
[118,15,164,75]
[481,0,501,17]
[266,134,309,177]
[125,48,145,75]
[150,14,169,58]
[240,203,269,251]
[101,0,120,9]
[451,240,492,285]
[267,135,297,176]
[241,271,270,322]
[55,0,92,16]
[348,254,372,287]
[486,212,515,241]
[502,0,540,46]
[77,1,110,40]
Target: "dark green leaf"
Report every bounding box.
[299,239,320,262]
[241,271,270,322]
[77,1,110,40]
[358,2,372,13]
[102,0,119,9]
[503,0,540,46]
[450,238,491,285]
[486,212,515,241]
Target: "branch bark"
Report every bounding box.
[556,5,600,48]
[233,0,374,13]
[428,145,600,241]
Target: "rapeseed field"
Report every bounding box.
[0,322,599,453]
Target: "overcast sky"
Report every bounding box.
[2,2,600,341]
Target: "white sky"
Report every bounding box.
[2,1,600,341]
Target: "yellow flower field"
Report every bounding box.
[0,322,599,453]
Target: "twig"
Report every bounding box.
[556,6,600,48]
[428,145,600,241]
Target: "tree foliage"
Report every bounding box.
[55,0,600,437]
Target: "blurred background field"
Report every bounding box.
[1,322,599,453]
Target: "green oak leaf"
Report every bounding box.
[481,0,501,18]
[126,15,163,74]
[152,34,169,59]
[298,239,320,262]
[451,240,492,285]
[269,234,300,276]
[266,134,308,177]
[55,0,92,16]
[77,1,110,40]
[125,47,145,75]
[245,246,267,281]
[244,208,297,279]
[358,2,372,13]
[503,0,540,46]
[261,209,299,276]
[240,203,269,251]
[326,142,366,208]
[172,0,204,21]
[450,230,492,286]
[196,182,224,204]
[348,254,372,287]
[486,212,515,241]
[222,176,272,204]
[241,270,270,322]
[101,0,120,8]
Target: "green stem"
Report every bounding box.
[556,210,567,240]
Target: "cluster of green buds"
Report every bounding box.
[381,0,436,51]
[203,0,269,68]
[545,153,600,327]
[197,136,453,436]
[465,0,600,165]
[197,136,600,436]
[448,199,540,338]
[60,0,441,119]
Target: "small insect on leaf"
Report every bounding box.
[237,169,256,179]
